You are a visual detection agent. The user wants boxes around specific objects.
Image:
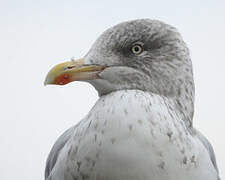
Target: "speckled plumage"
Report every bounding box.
[45,19,220,180]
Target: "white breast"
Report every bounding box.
[52,90,218,180]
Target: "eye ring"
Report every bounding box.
[131,44,143,55]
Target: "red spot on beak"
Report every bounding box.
[54,74,72,85]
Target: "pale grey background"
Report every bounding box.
[0,0,224,179]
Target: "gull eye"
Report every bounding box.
[131,44,143,55]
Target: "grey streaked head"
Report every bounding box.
[45,19,195,125]
[86,19,194,96]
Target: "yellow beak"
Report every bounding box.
[44,58,105,85]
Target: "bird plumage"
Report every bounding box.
[44,19,220,180]
[45,90,219,180]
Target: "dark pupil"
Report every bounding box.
[134,46,140,52]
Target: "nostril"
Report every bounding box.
[66,65,76,70]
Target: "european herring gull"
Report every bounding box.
[44,19,220,180]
